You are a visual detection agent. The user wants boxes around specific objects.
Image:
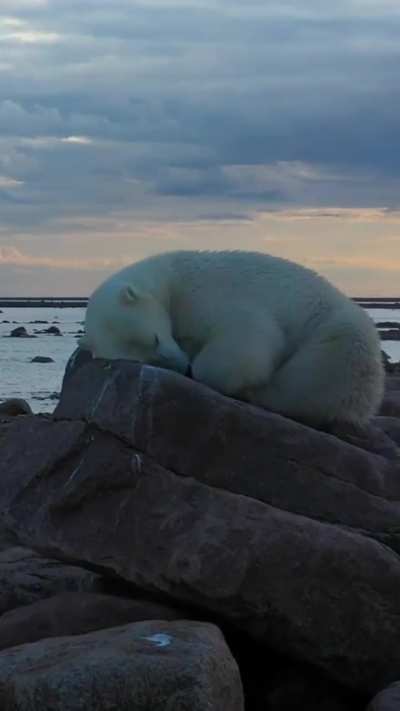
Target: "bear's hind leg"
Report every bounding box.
[244,318,383,427]
[191,319,285,397]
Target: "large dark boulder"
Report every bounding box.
[1,360,400,696]
[0,620,243,710]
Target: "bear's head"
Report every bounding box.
[81,281,189,374]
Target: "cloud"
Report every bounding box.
[60,135,92,145]
[0,245,124,270]
[0,176,24,188]
[0,0,398,296]
[1,30,60,44]
[264,207,400,223]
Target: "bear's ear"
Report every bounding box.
[119,284,142,305]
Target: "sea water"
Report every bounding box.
[0,305,398,414]
[0,307,84,413]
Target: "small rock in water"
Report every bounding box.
[44,325,62,335]
[31,356,54,364]
[0,399,32,416]
[10,326,30,338]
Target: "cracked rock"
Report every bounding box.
[1,360,400,696]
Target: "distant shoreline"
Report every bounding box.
[0,298,399,309]
[0,299,88,308]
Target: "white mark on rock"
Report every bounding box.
[143,633,172,648]
[131,453,142,474]
[90,371,117,416]
[64,459,84,487]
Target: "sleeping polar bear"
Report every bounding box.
[81,250,384,427]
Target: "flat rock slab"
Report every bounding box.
[0,592,188,651]
[0,547,104,615]
[0,620,243,711]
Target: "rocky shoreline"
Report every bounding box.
[0,354,400,709]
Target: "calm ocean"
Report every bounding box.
[0,304,399,413]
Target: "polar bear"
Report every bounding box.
[81,250,384,427]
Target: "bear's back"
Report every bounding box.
[167,251,348,339]
[110,250,362,346]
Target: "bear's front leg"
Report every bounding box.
[191,320,284,397]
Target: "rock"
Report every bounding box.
[54,360,400,553]
[264,664,359,711]
[30,356,54,363]
[377,322,400,329]
[61,346,92,388]
[326,419,400,459]
[0,547,105,615]
[9,326,30,338]
[380,375,400,416]
[226,633,360,711]
[0,528,19,553]
[380,330,400,340]
[0,620,243,710]
[367,682,400,710]
[0,592,187,652]
[44,325,61,335]
[2,362,400,694]
[0,399,32,417]
[374,416,400,447]
[382,351,392,372]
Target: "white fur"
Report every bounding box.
[83,250,384,427]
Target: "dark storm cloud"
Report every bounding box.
[0,0,399,230]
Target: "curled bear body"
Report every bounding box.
[83,250,384,427]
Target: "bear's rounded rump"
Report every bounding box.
[83,250,384,427]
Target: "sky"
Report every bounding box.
[0,0,399,296]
